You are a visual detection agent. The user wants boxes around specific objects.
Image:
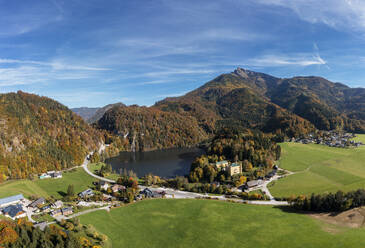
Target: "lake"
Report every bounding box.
[105,147,204,178]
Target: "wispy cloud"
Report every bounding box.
[249,53,327,67]
[0,58,110,71]
[0,1,63,36]
[255,0,365,32]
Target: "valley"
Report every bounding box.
[1,69,365,247]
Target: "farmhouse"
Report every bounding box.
[78,188,94,198]
[52,200,63,209]
[39,171,62,179]
[51,209,62,217]
[0,194,24,208]
[140,188,163,198]
[29,197,46,209]
[99,181,109,191]
[2,204,26,219]
[111,184,126,193]
[61,207,73,216]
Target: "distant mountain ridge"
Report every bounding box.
[72,103,125,123]
[72,107,100,121]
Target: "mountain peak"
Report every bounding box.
[233,67,250,78]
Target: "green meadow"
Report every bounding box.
[79,199,365,248]
[0,168,95,199]
[269,135,365,198]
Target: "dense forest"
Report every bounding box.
[289,189,365,212]
[189,129,280,184]
[96,105,208,152]
[0,218,106,247]
[0,91,103,180]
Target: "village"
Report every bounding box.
[0,179,169,225]
[293,131,363,148]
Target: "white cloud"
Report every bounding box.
[255,0,365,32]
[0,58,110,71]
[249,53,327,67]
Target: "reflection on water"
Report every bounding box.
[105,147,204,178]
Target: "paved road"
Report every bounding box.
[82,147,116,183]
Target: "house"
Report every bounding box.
[246,180,263,188]
[215,161,229,170]
[78,188,94,198]
[52,171,62,178]
[99,181,109,191]
[140,188,162,198]
[39,173,51,179]
[39,171,62,179]
[52,200,63,209]
[228,163,242,176]
[0,194,24,208]
[29,197,46,209]
[61,207,73,216]
[51,209,62,217]
[140,188,153,198]
[111,184,126,193]
[41,205,51,212]
[2,204,26,219]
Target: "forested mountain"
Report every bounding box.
[95,68,365,152]
[0,91,103,180]
[155,68,365,133]
[96,105,208,151]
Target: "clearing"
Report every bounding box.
[0,168,95,199]
[269,135,365,198]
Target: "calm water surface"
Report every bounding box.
[105,147,204,178]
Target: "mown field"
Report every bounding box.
[269,134,365,198]
[0,168,95,199]
[79,199,365,248]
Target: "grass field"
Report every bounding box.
[79,199,365,248]
[269,134,365,198]
[0,168,95,199]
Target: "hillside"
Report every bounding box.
[0,91,103,180]
[155,68,365,133]
[96,105,208,151]
[94,68,365,152]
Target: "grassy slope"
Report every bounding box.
[0,168,95,199]
[269,135,365,197]
[79,199,365,248]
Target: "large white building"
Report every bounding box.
[0,194,24,208]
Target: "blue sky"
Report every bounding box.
[1,0,365,107]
